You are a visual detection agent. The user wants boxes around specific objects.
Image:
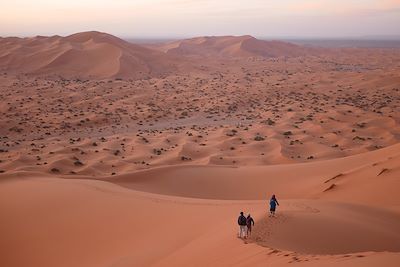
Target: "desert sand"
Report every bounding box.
[0,31,399,267]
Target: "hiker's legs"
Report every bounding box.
[247,226,251,237]
[270,208,276,217]
[239,225,246,238]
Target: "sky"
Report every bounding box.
[1,0,400,38]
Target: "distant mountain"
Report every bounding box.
[0,31,179,79]
[0,32,325,79]
[284,38,400,48]
[147,35,314,58]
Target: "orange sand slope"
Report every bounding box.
[1,143,399,267]
[107,142,400,202]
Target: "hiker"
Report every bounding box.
[237,211,247,238]
[246,214,255,237]
[269,194,279,217]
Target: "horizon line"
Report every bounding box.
[2,31,400,41]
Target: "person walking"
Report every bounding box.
[237,211,247,238]
[246,214,255,237]
[269,194,279,217]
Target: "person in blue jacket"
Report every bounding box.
[269,194,279,217]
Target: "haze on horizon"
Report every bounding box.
[1,0,400,39]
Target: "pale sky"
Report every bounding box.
[1,0,400,38]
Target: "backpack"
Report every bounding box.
[239,215,246,225]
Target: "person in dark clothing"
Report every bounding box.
[246,214,255,237]
[237,211,247,238]
[269,194,279,217]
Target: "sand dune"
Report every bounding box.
[148,35,314,58]
[106,143,400,202]
[252,200,400,254]
[0,31,179,79]
[1,144,400,267]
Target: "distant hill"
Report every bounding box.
[0,32,327,79]
[147,35,314,58]
[283,38,400,48]
[0,31,179,79]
